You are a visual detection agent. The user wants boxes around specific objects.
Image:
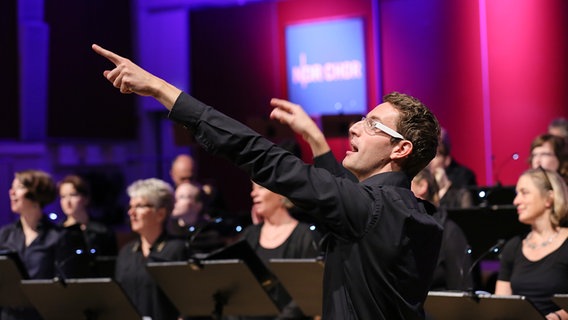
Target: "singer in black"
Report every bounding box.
[57,174,118,277]
[495,168,568,319]
[0,170,71,320]
[115,178,188,320]
[168,181,226,256]
[93,44,443,320]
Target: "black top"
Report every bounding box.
[0,216,68,320]
[168,217,227,257]
[241,222,321,265]
[115,232,188,320]
[59,221,118,277]
[446,159,477,188]
[168,93,443,320]
[498,235,568,315]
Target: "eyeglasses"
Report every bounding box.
[128,204,154,211]
[359,117,405,140]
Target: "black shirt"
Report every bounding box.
[168,93,443,320]
[0,216,67,320]
[115,232,188,320]
[498,236,568,315]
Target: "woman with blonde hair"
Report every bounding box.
[495,168,568,319]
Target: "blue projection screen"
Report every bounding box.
[286,17,367,116]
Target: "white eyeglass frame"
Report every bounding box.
[361,116,405,140]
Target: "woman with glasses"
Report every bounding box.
[115,178,188,320]
[529,133,568,184]
[495,168,568,320]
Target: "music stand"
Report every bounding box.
[424,291,479,320]
[553,294,568,311]
[20,278,142,320]
[147,259,279,318]
[447,207,529,259]
[477,294,542,320]
[0,253,32,308]
[268,258,324,316]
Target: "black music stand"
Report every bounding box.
[553,294,568,311]
[147,259,279,318]
[0,253,32,308]
[425,291,479,320]
[268,258,324,316]
[20,278,142,320]
[477,294,542,320]
[447,206,529,259]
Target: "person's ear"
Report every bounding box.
[391,140,413,160]
[545,190,554,208]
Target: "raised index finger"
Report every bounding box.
[92,43,124,65]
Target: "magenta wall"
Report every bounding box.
[380,0,568,186]
[188,0,568,216]
[485,0,568,185]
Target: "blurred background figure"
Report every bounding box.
[548,117,568,141]
[495,168,568,319]
[0,170,68,320]
[437,127,477,188]
[529,133,568,184]
[57,174,118,277]
[170,154,195,187]
[168,181,226,256]
[170,153,227,219]
[428,131,474,209]
[115,178,188,320]
[411,169,473,291]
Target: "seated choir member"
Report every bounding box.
[114,178,188,320]
[238,182,322,319]
[0,170,76,320]
[58,174,118,277]
[529,133,568,185]
[495,168,568,319]
[168,181,226,256]
[428,139,474,209]
[411,169,473,291]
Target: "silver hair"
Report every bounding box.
[127,178,175,214]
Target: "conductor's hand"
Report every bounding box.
[92,44,181,110]
[270,98,330,156]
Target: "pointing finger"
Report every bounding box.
[92,43,124,65]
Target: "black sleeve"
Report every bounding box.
[168,93,374,239]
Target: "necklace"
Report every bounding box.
[524,231,559,250]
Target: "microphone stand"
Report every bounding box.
[461,239,506,300]
[186,217,223,258]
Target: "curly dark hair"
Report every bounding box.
[384,92,440,178]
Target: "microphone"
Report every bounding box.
[493,153,519,187]
[462,239,506,293]
[186,217,224,258]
